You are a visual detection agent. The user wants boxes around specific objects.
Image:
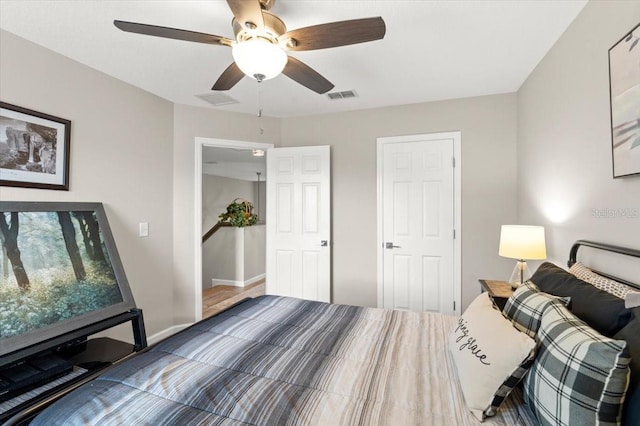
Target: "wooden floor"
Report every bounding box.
[202,280,265,318]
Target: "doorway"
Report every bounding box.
[376,132,462,315]
[195,138,274,321]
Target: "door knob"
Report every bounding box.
[385,242,401,249]
[321,240,328,247]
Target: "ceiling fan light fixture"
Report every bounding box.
[232,38,287,82]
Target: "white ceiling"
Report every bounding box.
[0,1,587,118]
[202,146,266,181]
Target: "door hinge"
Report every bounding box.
[453,229,456,239]
[452,157,456,168]
[453,301,456,311]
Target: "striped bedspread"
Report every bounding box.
[33,296,534,425]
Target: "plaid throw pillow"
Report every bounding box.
[502,281,567,338]
[524,302,631,426]
[486,354,536,417]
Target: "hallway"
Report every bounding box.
[202,280,265,318]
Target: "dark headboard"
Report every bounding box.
[568,240,640,290]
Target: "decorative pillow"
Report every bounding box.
[524,302,631,426]
[614,309,640,425]
[626,293,640,309]
[501,280,567,338]
[570,261,640,308]
[623,387,640,426]
[531,262,633,337]
[449,292,536,420]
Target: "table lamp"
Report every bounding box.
[499,225,547,289]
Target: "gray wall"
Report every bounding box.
[203,227,237,284]
[281,93,519,310]
[202,174,256,233]
[254,181,266,221]
[517,1,640,274]
[0,29,175,339]
[202,174,263,287]
[244,224,266,281]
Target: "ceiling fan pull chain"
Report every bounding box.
[257,82,264,136]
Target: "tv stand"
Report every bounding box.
[0,309,146,425]
[0,354,73,403]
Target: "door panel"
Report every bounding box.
[393,255,411,310]
[267,146,330,303]
[276,183,293,233]
[302,183,320,233]
[393,182,411,236]
[275,250,294,296]
[422,182,440,237]
[302,250,320,300]
[382,138,454,313]
[422,256,441,312]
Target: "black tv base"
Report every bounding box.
[0,354,73,403]
[0,309,146,425]
[0,337,140,424]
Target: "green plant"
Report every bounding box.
[218,198,258,227]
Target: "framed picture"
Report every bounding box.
[609,22,640,178]
[0,102,71,190]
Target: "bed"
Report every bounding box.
[15,240,640,425]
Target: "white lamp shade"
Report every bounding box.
[232,38,287,81]
[499,225,547,260]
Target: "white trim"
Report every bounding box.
[194,137,274,322]
[147,323,192,346]
[245,273,266,285]
[209,273,266,288]
[454,134,461,315]
[211,279,244,288]
[376,131,462,315]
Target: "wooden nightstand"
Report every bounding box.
[479,279,514,311]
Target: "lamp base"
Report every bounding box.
[508,260,531,289]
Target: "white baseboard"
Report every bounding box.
[245,273,265,285]
[210,273,265,288]
[147,323,192,346]
[211,278,244,288]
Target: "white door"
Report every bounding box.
[379,133,458,314]
[266,146,331,302]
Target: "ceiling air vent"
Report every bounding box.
[196,92,239,106]
[327,90,358,100]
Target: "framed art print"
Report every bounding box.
[609,22,640,178]
[0,102,71,190]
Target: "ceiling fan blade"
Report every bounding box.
[281,17,386,51]
[282,57,334,94]
[212,62,245,91]
[226,0,265,31]
[114,20,233,46]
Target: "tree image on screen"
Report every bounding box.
[0,211,123,339]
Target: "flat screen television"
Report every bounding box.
[0,202,137,367]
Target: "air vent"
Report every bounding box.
[327,90,358,100]
[196,92,239,106]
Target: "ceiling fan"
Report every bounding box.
[114,0,386,94]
